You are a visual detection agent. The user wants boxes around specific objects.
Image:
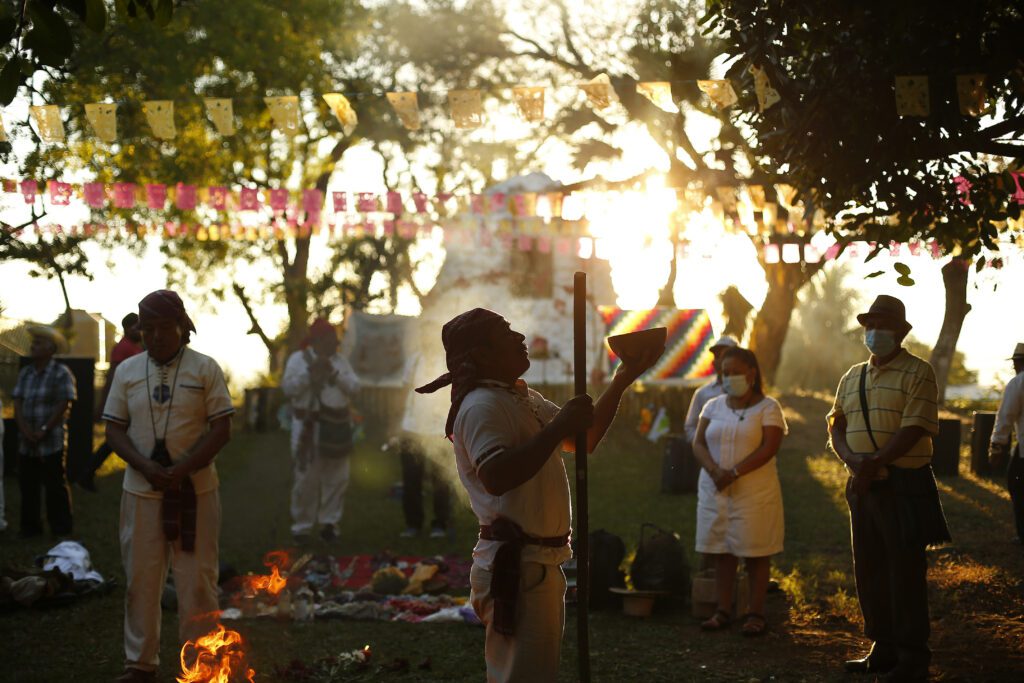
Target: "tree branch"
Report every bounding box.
[556,0,586,70]
[232,282,277,356]
[504,30,583,74]
[977,114,1024,140]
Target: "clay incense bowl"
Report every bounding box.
[606,327,667,360]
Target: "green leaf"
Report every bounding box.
[897,275,916,287]
[975,255,986,272]
[0,56,24,104]
[865,270,885,279]
[154,0,173,26]
[114,0,130,19]
[893,262,911,275]
[23,25,74,67]
[25,5,75,66]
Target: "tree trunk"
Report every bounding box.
[930,258,971,405]
[748,259,822,386]
[281,236,312,353]
[656,232,680,307]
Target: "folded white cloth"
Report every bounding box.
[41,540,104,583]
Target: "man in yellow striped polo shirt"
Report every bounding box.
[827,294,950,683]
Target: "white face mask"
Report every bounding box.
[722,374,751,397]
[864,329,898,357]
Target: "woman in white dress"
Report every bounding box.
[692,347,787,636]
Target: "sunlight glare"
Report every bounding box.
[582,178,676,309]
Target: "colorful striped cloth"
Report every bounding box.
[598,306,715,384]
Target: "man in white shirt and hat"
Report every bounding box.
[991,342,1024,544]
[416,308,661,682]
[281,317,361,543]
[684,334,739,443]
[103,289,234,683]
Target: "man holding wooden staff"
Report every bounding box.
[416,307,660,682]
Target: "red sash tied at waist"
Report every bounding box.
[480,517,570,636]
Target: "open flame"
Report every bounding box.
[178,623,255,683]
[241,564,287,596]
[239,550,292,597]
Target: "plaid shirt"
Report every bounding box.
[12,359,77,456]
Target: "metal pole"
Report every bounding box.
[573,271,590,683]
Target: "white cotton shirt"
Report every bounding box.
[103,347,235,499]
[695,395,787,557]
[452,380,573,571]
[281,350,361,411]
[992,371,1024,448]
[685,380,726,443]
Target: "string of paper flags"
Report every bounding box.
[7,166,1022,218]
[12,215,1008,271]
[0,70,998,144]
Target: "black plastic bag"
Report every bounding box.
[629,523,690,598]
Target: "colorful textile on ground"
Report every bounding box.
[333,554,472,592]
[218,552,478,626]
[598,307,715,385]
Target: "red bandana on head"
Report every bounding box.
[301,317,337,349]
[416,308,504,439]
[138,289,196,343]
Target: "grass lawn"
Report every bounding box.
[1,392,1022,681]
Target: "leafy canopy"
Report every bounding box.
[703,0,1024,257]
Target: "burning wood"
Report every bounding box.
[240,564,287,596]
[238,550,293,598]
[178,623,255,683]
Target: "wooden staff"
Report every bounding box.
[573,271,590,683]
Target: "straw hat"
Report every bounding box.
[27,325,69,354]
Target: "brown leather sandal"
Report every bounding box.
[700,609,732,631]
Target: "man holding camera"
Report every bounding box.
[281,317,361,543]
[103,290,233,683]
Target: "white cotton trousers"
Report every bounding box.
[290,417,350,536]
[120,491,220,672]
[470,562,566,683]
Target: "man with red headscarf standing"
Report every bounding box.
[282,317,361,542]
[103,290,234,683]
[417,308,661,682]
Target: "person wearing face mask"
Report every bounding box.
[691,346,787,637]
[684,335,739,443]
[827,294,950,683]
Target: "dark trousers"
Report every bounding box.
[19,449,73,536]
[1008,445,1024,543]
[846,477,930,668]
[82,441,114,478]
[400,442,452,531]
